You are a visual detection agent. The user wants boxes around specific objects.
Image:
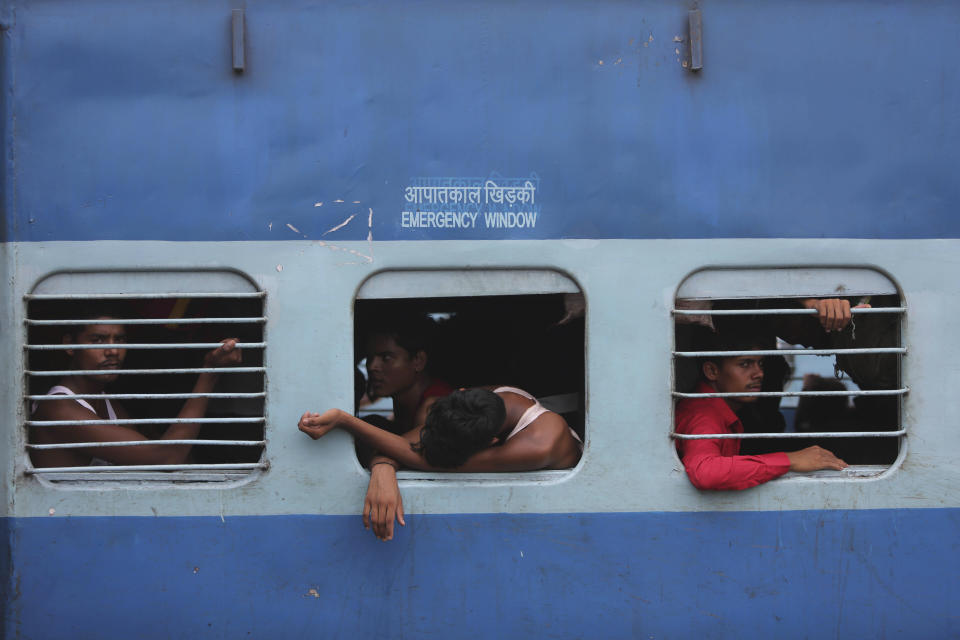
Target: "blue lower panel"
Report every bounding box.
[5,509,959,639]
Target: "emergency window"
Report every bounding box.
[24,270,267,484]
[353,269,585,476]
[672,268,905,477]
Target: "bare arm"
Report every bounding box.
[785,446,848,472]
[363,462,404,541]
[801,298,871,333]
[362,422,428,540]
[299,409,437,470]
[300,407,579,474]
[359,397,441,541]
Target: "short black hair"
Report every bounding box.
[365,313,437,360]
[413,388,506,468]
[697,324,773,376]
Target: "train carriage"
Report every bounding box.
[2,0,959,638]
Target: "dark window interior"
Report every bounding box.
[354,294,585,443]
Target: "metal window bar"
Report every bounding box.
[26,463,267,474]
[27,317,266,326]
[28,417,264,426]
[27,367,265,376]
[672,429,906,440]
[25,292,265,300]
[673,388,908,398]
[28,440,265,450]
[674,347,905,357]
[672,307,905,316]
[27,342,266,350]
[25,291,267,481]
[29,392,265,401]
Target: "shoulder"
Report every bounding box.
[520,410,570,440]
[33,396,96,421]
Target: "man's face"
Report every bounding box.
[68,319,128,383]
[365,334,423,398]
[707,355,764,402]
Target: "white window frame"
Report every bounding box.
[355,268,586,482]
[671,267,907,479]
[23,269,268,485]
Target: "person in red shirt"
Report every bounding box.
[675,330,848,490]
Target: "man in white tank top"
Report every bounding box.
[30,308,243,468]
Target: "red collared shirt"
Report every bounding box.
[675,382,791,490]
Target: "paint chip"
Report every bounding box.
[674,35,683,42]
[352,200,360,204]
[48,508,55,516]
[268,222,273,231]
[648,35,654,42]
[314,202,323,207]
[675,48,680,55]
[682,60,689,68]
[307,588,320,598]
[276,264,283,272]
[323,214,356,236]
[286,223,301,234]
[334,199,344,203]
[520,550,524,558]
[193,567,200,574]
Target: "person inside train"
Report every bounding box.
[299,385,583,537]
[352,314,454,539]
[675,326,848,491]
[357,314,454,438]
[29,303,243,468]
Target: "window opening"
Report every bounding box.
[352,270,585,474]
[672,268,905,476]
[24,275,267,484]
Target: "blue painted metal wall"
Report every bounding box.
[4,0,960,242]
[5,0,960,637]
[8,509,960,639]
